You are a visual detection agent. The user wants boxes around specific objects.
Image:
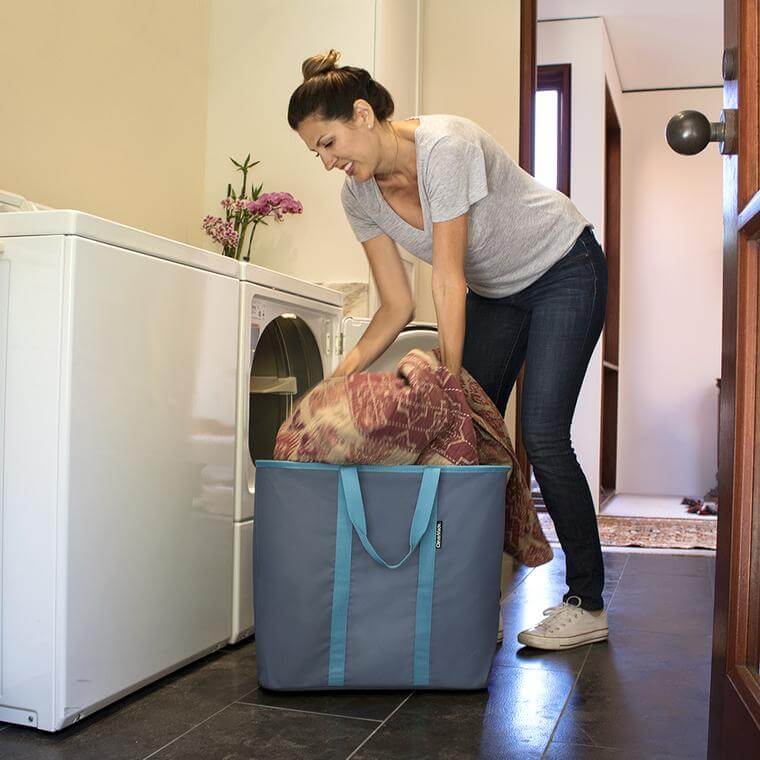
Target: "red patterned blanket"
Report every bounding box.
[274,349,552,567]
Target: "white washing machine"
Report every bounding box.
[341,317,439,373]
[0,210,240,731]
[230,262,438,643]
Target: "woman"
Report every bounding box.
[288,50,608,651]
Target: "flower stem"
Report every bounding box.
[246,221,258,261]
[236,217,249,260]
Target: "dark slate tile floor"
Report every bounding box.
[0,548,714,760]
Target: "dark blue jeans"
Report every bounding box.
[462,226,607,610]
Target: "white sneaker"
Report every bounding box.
[517,596,608,650]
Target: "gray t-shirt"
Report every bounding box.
[340,114,590,298]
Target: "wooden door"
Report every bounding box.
[707,0,760,754]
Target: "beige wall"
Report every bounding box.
[0,1,211,245]
[419,0,522,437]
[618,88,723,497]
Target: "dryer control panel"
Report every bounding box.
[250,300,267,352]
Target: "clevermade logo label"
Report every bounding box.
[435,521,443,549]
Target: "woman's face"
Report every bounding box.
[297,104,375,182]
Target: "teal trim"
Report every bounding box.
[255,460,510,474]
[327,475,352,687]
[413,490,438,686]
[341,467,440,570]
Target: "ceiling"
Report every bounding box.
[537,0,724,91]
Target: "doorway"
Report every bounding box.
[600,83,620,509]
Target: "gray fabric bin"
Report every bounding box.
[253,460,510,691]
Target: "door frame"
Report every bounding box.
[708,0,760,753]
[515,0,536,483]
[600,83,621,507]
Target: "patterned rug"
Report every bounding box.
[538,512,717,551]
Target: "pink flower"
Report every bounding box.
[244,198,272,216]
[202,215,239,248]
[258,192,303,219]
[221,198,247,214]
[240,192,303,221]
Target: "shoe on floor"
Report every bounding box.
[517,596,608,650]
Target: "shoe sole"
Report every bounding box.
[517,628,609,651]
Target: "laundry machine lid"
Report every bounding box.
[342,317,439,373]
[239,262,343,307]
[0,210,240,277]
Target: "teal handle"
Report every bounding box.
[339,467,441,569]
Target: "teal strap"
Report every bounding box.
[341,468,440,569]
[327,476,352,686]
[413,489,438,686]
[327,467,441,688]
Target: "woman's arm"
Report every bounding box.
[431,214,469,378]
[332,233,415,376]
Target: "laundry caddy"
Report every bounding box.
[253,460,511,691]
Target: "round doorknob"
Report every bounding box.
[666,109,737,155]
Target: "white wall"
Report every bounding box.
[368,0,424,313]
[204,0,377,282]
[617,88,723,497]
[204,0,421,287]
[419,0,522,440]
[538,18,623,512]
[375,0,422,121]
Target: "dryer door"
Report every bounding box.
[236,282,341,522]
[248,314,323,462]
[341,316,439,373]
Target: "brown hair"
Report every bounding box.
[287,49,395,130]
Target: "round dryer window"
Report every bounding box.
[249,315,323,461]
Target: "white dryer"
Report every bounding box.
[0,210,240,731]
[231,264,343,643]
[231,265,438,643]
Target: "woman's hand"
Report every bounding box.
[330,347,363,378]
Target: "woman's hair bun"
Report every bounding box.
[302,49,341,81]
[288,50,394,130]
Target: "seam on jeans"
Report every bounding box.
[559,234,589,267]
[495,311,530,409]
[577,254,599,381]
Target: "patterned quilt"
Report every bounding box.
[273,349,552,567]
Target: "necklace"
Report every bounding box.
[389,126,399,177]
[374,125,400,185]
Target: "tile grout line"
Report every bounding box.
[140,685,386,760]
[236,700,383,724]
[540,642,593,759]
[343,692,415,760]
[236,686,261,703]
[502,565,537,602]
[539,553,631,759]
[139,691,259,760]
[605,553,631,613]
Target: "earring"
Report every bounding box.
[368,124,373,129]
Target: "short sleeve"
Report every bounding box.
[425,135,489,223]
[341,181,384,243]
